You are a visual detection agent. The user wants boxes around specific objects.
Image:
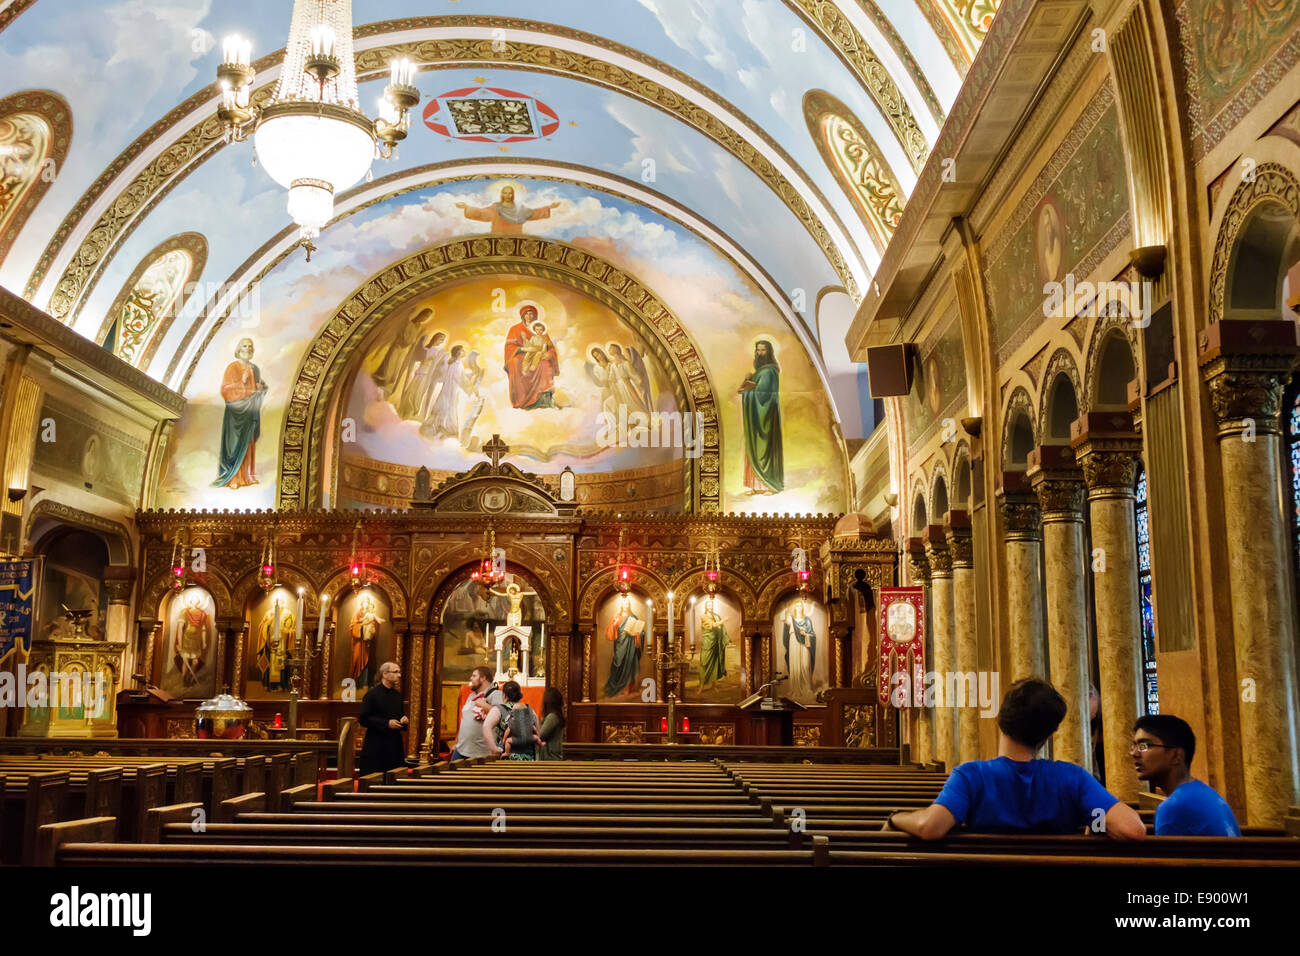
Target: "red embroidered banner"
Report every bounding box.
[878,587,925,707]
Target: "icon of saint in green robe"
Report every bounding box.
[740,340,783,493]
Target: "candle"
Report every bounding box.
[272,598,281,647]
[682,716,690,733]
[688,597,696,649]
[667,591,675,649]
[316,593,329,647]
[295,589,305,649]
[274,713,282,729]
[646,599,654,645]
[660,716,668,733]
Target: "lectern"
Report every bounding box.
[738,693,805,746]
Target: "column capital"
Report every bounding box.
[905,537,931,584]
[1026,445,1086,522]
[997,473,1041,540]
[1198,319,1299,436]
[1070,412,1142,497]
[922,524,952,577]
[102,566,136,605]
[944,510,973,568]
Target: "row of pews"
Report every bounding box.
[36,757,1300,867]
[0,751,318,865]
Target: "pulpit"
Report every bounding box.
[738,694,804,747]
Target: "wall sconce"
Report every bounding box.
[1129,244,1168,280]
[883,492,898,508]
[960,416,983,438]
[6,486,26,503]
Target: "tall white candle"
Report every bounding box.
[667,591,675,649]
[688,597,696,648]
[646,599,654,647]
[272,598,281,647]
[295,589,305,648]
[315,593,328,647]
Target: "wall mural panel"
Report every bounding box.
[157,587,218,701]
[1177,0,1300,160]
[595,590,652,702]
[772,594,829,706]
[683,591,744,704]
[343,274,680,482]
[245,586,301,701]
[330,588,394,699]
[156,179,845,516]
[904,313,966,452]
[983,94,1130,364]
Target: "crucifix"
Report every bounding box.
[483,434,509,470]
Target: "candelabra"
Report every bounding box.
[654,633,691,744]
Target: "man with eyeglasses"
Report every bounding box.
[1132,715,1240,836]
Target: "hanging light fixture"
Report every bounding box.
[216,1,420,260]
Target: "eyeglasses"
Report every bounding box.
[1129,741,1173,753]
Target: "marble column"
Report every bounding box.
[1200,323,1300,827]
[924,526,956,770]
[1027,446,1091,769]
[946,511,980,763]
[1073,419,1143,803]
[906,540,933,767]
[998,475,1045,683]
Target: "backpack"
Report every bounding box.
[502,701,537,757]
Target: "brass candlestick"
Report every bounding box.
[283,625,327,740]
[655,637,691,744]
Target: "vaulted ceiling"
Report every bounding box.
[0,0,999,402]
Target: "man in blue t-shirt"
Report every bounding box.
[1132,715,1240,837]
[884,678,1146,841]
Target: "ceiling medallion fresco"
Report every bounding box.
[423,85,560,143]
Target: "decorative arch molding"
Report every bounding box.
[671,575,759,623]
[951,440,973,507]
[576,564,671,624]
[804,89,907,254]
[275,235,722,514]
[28,17,868,319]
[1082,310,1140,412]
[1208,161,1300,326]
[24,499,132,565]
[140,567,235,628]
[1038,347,1083,440]
[754,577,824,625]
[320,567,410,622]
[95,231,207,368]
[929,459,950,519]
[414,544,569,628]
[229,563,331,623]
[1001,385,1037,468]
[786,6,931,168]
[0,89,71,266]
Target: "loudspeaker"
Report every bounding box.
[866,344,915,398]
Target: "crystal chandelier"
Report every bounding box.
[216,0,419,259]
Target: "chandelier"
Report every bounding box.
[216,0,420,259]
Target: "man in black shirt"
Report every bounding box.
[358,661,408,776]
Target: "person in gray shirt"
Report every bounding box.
[450,665,503,761]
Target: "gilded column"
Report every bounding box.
[406,625,427,759]
[1073,418,1143,803]
[924,526,956,770]
[997,476,1045,682]
[946,511,980,763]
[582,631,593,702]
[1200,322,1300,826]
[1027,446,1091,769]
[906,539,933,767]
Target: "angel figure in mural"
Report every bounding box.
[421,345,484,440]
[489,581,537,628]
[603,597,646,698]
[373,308,432,403]
[349,592,386,690]
[696,597,729,690]
[456,185,561,234]
[254,600,296,692]
[782,598,819,700]
[503,305,559,409]
[738,339,784,494]
[171,591,212,689]
[213,337,268,490]
[607,342,652,416]
[398,330,448,421]
[585,347,619,417]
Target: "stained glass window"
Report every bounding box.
[1134,464,1158,715]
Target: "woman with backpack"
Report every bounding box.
[538,687,565,761]
[482,680,540,760]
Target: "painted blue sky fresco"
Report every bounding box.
[0,0,954,317]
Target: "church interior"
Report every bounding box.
[1,0,1299,910]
